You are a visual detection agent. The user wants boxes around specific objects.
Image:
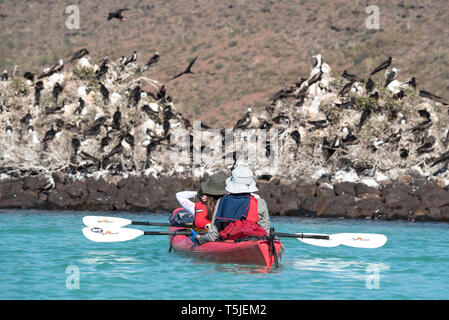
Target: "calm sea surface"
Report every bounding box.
[0,209,448,300]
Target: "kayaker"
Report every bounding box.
[175,173,227,231]
[191,165,270,244]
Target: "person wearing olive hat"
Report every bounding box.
[175,173,227,232]
[192,165,271,244]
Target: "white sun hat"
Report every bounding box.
[225,165,259,194]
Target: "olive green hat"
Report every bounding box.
[200,173,227,196]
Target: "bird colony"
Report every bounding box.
[1,51,449,188]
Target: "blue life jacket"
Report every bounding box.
[215,194,258,225]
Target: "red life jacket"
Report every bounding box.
[194,202,210,229]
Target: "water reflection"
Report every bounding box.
[213,263,283,275]
[291,258,390,280]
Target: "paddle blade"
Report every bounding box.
[297,233,340,247]
[82,227,144,242]
[83,216,132,228]
[334,233,387,248]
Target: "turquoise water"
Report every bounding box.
[0,209,448,300]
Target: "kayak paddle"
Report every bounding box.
[82,223,387,248]
[82,226,204,243]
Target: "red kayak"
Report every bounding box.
[168,208,284,267]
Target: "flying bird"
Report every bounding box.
[170,56,198,80]
[107,8,129,22]
[370,56,392,75]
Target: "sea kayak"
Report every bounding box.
[168,208,284,267]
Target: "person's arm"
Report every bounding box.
[197,199,221,244]
[175,191,197,215]
[256,198,271,233]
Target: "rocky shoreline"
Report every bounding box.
[0,173,448,222]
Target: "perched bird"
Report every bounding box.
[342,70,357,81]
[370,56,392,75]
[419,90,443,102]
[129,84,141,107]
[296,77,307,88]
[290,130,301,146]
[34,81,44,106]
[123,50,138,66]
[100,132,111,152]
[358,107,372,129]
[23,72,35,82]
[384,68,399,87]
[1,70,8,81]
[95,56,109,78]
[365,78,375,93]
[99,82,109,102]
[70,48,89,63]
[146,52,160,67]
[418,109,431,120]
[5,119,13,134]
[312,54,322,68]
[271,85,292,101]
[233,108,253,130]
[335,100,355,109]
[417,135,436,154]
[112,107,121,130]
[52,82,63,102]
[43,124,57,143]
[339,81,354,96]
[74,98,85,115]
[107,8,129,22]
[38,59,64,79]
[432,151,449,167]
[71,137,81,154]
[403,77,417,89]
[150,85,166,101]
[27,119,35,134]
[20,111,32,126]
[170,56,198,80]
[399,148,409,158]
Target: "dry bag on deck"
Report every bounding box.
[219,220,268,240]
[169,210,194,227]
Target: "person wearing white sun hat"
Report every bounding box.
[192,165,271,244]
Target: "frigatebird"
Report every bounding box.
[107,8,129,22]
[146,52,160,67]
[70,48,89,63]
[370,57,392,75]
[170,56,198,80]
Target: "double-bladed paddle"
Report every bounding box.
[82,216,387,248]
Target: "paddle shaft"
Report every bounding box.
[132,221,193,227]
[143,230,206,236]
[276,232,330,240]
